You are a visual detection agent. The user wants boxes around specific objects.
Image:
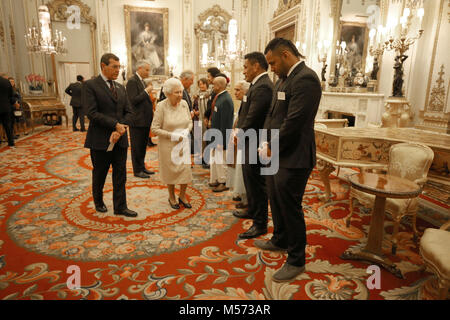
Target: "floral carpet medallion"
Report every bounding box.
[0,128,446,300]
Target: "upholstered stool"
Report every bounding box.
[419,221,450,300]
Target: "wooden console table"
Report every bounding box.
[315,127,450,202]
[22,96,68,133]
[341,172,421,279]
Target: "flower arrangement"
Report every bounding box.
[25,73,45,92]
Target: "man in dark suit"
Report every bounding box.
[180,70,194,112]
[83,53,138,218]
[65,75,86,132]
[256,38,322,282]
[180,70,196,154]
[0,73,15,147]
[126,60,155,179]
[209,76,234,193]
[233,52,274,240]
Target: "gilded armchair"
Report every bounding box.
[420,221,450,300]
[347,143,434,255]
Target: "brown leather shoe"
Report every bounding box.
[236,203,248,209]
[213,183,229,193]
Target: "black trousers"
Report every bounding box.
[90,146,128,213]
[242,162,268,228]
[0,111,14,146]
[266,167,312,267]
[129,126,150,174]
[72,106,85,131]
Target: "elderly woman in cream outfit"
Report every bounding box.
[151,78,193,210]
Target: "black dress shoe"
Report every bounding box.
[239,225,267,239]
[143,169,155,175]
[169,199,180,210]
[134,172,150,179]
[95,204,108,213]
[232,196,242,202]
[148,141,156,147]
[233,211,253,219]
[114,208,138,218]
[179,198,192,209]
[236,203,248,209]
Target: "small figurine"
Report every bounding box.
[371,57,379,81]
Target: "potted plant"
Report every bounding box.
[25,73,45,95]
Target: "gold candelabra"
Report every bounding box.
[369,4,425,127]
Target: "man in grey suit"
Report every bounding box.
[233,52,274,240]
[126,60,155,179]
[65,75,85,132]
[256,38,322,282]
[83,53,138,218]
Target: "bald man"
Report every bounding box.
[208,76,234,193]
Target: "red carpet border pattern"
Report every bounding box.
[0,127,445,300]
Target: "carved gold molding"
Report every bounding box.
[45,0,98,75]
[197,4,232,25]
[9,15,15,53]
[0,17,4,50]
[46,0,96,26]
[428,65,447,112]
[101,25,109,52]
[424,0,445,112]
[273,0,302,18]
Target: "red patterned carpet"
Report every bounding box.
[0,127,445,300]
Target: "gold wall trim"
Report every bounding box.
[424,0,445,112]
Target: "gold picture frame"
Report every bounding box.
[124,6,169,79]
[338,21,369,74]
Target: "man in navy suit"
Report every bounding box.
[83,53,138,218]
[209,76,234,193]
[256,38,322,282]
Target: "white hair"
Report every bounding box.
[163,78,183,96]
[236,80,250,93]
[179,70,194,80]
[135,60,151,70]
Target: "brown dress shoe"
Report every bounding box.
[236,203,248,209]
[213,183,229,193]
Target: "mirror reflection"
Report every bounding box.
[195,13,229,70]
[328,0,383,92]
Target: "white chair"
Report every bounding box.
[420,221,450,300]
[347,143,435,254]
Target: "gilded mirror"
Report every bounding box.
[328,0,388,92]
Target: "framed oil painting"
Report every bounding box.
[339,21,369,74]
[124,6,169,78]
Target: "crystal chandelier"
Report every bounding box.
[224,0,246,65]
[25,5,67,55]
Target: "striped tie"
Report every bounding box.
[107,80,118,100]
